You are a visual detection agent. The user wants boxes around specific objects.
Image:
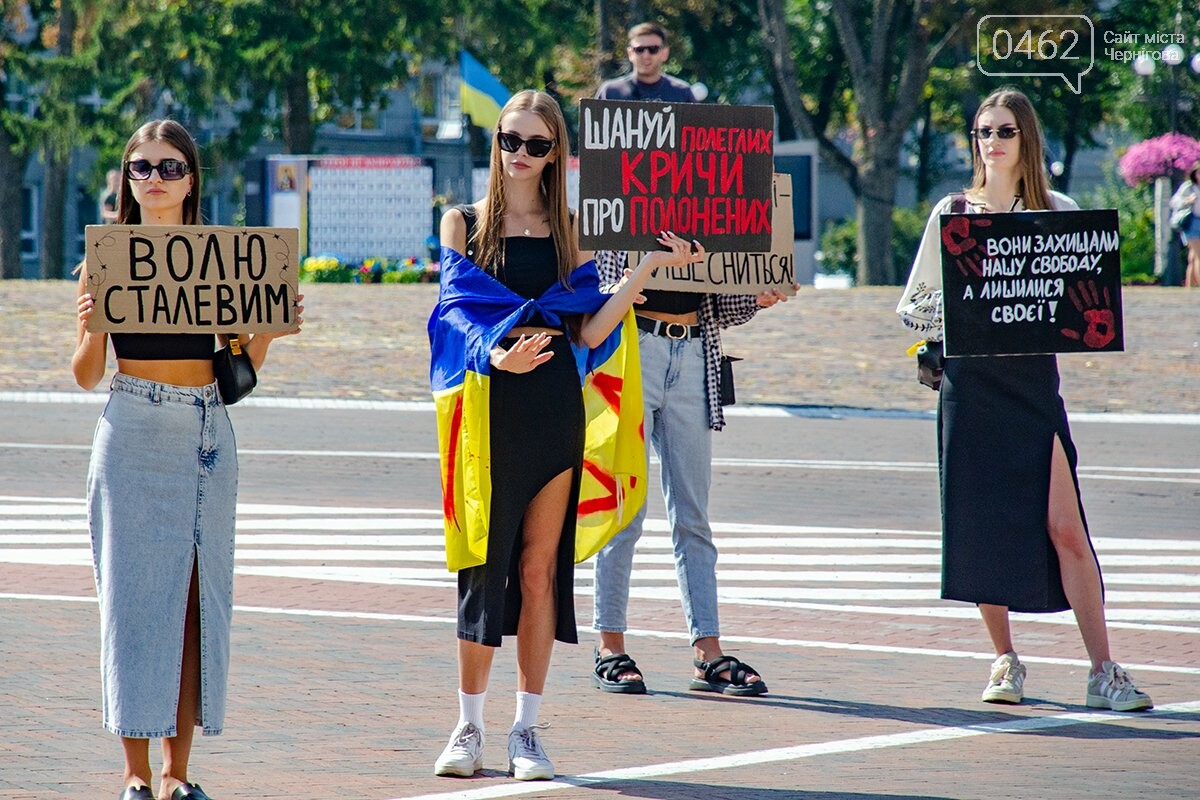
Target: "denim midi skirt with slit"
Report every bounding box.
[87,373,238,737]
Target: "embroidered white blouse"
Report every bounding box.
[896,190,1079,341]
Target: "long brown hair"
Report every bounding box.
[473,90,577,286]
[118,119,202,224]
[967,88,1053,211]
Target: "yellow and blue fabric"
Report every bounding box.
[459,50,511,131]
[429,247,646,572]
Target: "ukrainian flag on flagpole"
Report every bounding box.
[460,50,512,130]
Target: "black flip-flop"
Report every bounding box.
[592,649,647,694]
[689,655,768,696]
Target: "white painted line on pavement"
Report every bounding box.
[6,591,1199,676]
[5,440,1199,484]
[5,390,1200,425]
[387,700,1200,800]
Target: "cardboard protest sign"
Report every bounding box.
[578,98,775,252]
[941,209,1122,357]
[84,225,300,334]
[629,173,796,295]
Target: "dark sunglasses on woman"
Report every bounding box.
[970,126,1020,141]
[496,131,555,158]
[125,158,192,181]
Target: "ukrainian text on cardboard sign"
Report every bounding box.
[578,98,775,252]
[941,209,1122,356]
[630,173,796,295]
[84,225,300,333]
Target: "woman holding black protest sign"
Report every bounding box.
[897,88,1151,713]
[72,119,302,800]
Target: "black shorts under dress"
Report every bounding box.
[938,354,1103,613]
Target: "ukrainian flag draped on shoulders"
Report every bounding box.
[429,246,646,572]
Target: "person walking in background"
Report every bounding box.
[99,168,121,223]
[73,119,303,800]
[897,87,1152,712]
[1169,160,1200,288]
[429,90,704,782]
[596,22,696,103]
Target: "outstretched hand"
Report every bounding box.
[636,230,706,273]
[491,333,554,373]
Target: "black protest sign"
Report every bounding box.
[578,98,775,252]
[630,173,796,295]
[85,225,300,334]
[941,210,1122,357]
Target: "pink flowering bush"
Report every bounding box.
[1118,133,1200,185]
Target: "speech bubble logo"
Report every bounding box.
[977,15,1095,94]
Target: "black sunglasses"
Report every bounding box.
[970,126,1020,141]
[496,131,555,158]
[630,44,662,55]
[125,158,192,181]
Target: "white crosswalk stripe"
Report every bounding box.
[3,495,1198,632]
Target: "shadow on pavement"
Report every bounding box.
[647,692,1200,742]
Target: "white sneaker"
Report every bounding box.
[1087,661,1153,712]
[434,721,484,777]
[981,652,1026,704]
[507,723,554,780]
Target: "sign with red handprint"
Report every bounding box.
[940,209,1122,356]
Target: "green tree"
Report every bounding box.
[1,0,147,279]
[762,0,953,285]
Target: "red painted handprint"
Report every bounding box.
[940,216,993,276]
[1061,279,1116,349]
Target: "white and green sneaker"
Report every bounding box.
[1087,661,1153,712]
[981,652,1026,704]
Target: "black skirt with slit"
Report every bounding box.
[456,335,584,647]
[938,354,1102,613]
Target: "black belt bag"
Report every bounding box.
[635,316,701,340]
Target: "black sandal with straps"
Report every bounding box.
[690,655,768,696]
[592,649,647,694]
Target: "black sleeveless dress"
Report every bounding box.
[453,205,585,647]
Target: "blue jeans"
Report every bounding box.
[592,329,719,643]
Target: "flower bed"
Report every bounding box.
[300,255,439,284]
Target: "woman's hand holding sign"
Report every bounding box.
[941,216,993,277]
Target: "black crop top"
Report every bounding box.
[457,205,561,328]
[110,332,215,360]
[638,288,703,315]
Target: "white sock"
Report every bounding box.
[512,691,542,730]
[458,690,486,732]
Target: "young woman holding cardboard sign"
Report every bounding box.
[72,119,302,800]
[898,88,1150,713]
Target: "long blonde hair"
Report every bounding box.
[473,90,577,286]
[967,88,1053,211]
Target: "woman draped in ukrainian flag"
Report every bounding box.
[429,89,704,781]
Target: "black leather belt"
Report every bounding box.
[635,316,701,340]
